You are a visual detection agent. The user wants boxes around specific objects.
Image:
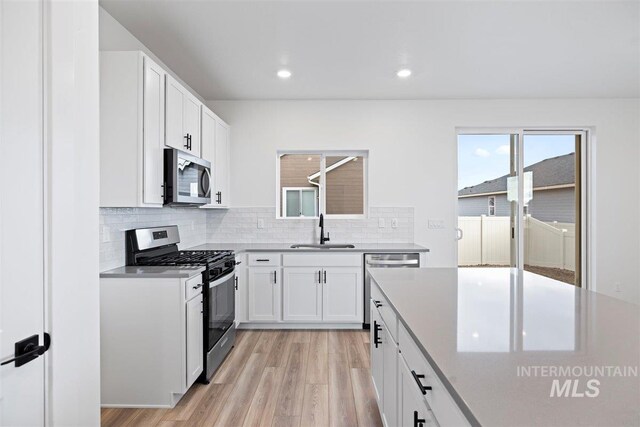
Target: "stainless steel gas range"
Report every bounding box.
[125,225,236,382]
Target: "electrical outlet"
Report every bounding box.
[428,219,445,230]
[378,218,386,228]
[391,218,398,228]
[257,218,265,229]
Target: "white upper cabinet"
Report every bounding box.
[165,75,201,157]
[201,105,231,208]
[100,51,165,208]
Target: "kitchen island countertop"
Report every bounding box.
[369,267,640,426]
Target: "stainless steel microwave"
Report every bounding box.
[164,149,211,206]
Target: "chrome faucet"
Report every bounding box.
[319,213,330,244]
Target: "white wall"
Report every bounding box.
[207,99,640,304]
[98,6,204,103]
[48,0,101,425]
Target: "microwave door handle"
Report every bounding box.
[203,168,212,198]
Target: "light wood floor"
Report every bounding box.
[101,330,382,427]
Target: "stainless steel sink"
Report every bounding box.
[290,243,356,249]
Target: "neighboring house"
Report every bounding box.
[458,153,576,223]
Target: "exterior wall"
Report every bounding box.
[458,188,575,223]
[325,156,364,215]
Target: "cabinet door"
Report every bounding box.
[165,76,185,151]
[200,107,217,208]
[283,267,322,322]
[214,120,230,207]
[186,294,203,388]
[322,267,362,322]
[382,321,398,427]
[398,356,437,427]
[183,93,201,157]
[248,268,280,322]
[371,303,384,404]
[234,256,246,323]
[142,57,165,205]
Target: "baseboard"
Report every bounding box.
[237,322,363,330]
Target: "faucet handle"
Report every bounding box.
[325,232,330,242]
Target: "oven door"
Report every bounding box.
[206,271,235,351]
[164,148,211,205]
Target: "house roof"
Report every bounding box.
[458,152,575,197]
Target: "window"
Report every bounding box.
[282,187,318,218]
[488,196,496,216]
[277,151,368,218]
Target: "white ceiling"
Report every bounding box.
[100,0,640,100]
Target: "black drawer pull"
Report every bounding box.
[414,410,426,427]
[373,321,382,348]
[372,299,382,308]
[411,370,432,395]
[192,284,203,290]
[256,259,270,262]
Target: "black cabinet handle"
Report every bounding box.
[411,370,432,395]
[373,321,382,348]
[318,270,322,284]
[413,410,426,427]
[234,276,238,290]
[184,133,189,149]
[192,284,203,290]
[372,299,382,308]
[256,259,270,262]
[216,191,222,204]
[273,270,277,284]
[323,270,327,284]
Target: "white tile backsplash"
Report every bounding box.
[99,206,413,271]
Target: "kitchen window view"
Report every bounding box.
[278,151,368,218]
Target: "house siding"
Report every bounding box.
[458,187,575,223]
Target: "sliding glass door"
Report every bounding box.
[457,130,585,287]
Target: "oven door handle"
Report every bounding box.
[207,270,235,288]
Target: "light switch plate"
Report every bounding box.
[257,219,265,229]
[428,219,445,230]
[391,218,398,228]
[378,218,386,228]
[101,226,111,243]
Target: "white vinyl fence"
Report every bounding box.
[458,215,575,271]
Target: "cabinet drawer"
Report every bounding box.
[185,274,204,300]
[371,281,397,342]
[398,323,470,426]
[248,253,281,266]
[282,253,362,267]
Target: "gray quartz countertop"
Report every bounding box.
[186,242,429,253]
[100,265,205,279]
[369,267,640,426]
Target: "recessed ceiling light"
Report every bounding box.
[277,69,292,79]
[396,69,412,78]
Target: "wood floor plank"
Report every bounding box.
[271,416,300,427]
[328,352,358,427]
[327,330,345,354]
[274,342,310,417]
[291,330,311,343]
[306,330,328,384]
[126,408,169,426]
[186,383,234,427]
[161,382,209,421]
[301,384,329,427]
[253,330,279,354]
[213,330,261,384]
[265,330,292,368]
[351,368,383,427]
[345,331,369,369]
[243,367,286,427]
[101,408,140,427]
[215,352,268,426]
[156,421,184,427]
[360,329,371,344]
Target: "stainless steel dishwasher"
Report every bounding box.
[363,253,420,327]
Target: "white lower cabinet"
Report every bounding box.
[248,267,280,321]
[185,294,203,388]
[382,321,398,427]
[323,267,362,322]
[370,302,384,402]
[399,355,437,427]
[283,267,322,321]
